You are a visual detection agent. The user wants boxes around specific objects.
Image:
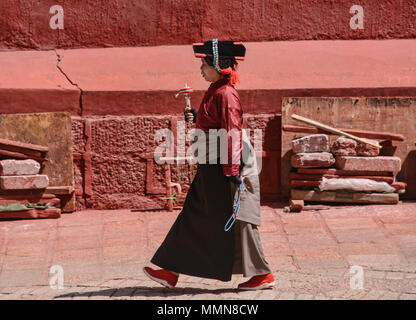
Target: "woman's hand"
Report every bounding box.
[227,175,243,185]
[184,107,197,123]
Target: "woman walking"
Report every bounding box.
[143,39,274,290]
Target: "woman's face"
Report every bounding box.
[200,58,221,83]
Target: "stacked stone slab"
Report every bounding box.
[289,134,405,206]
[0,159,60,219]
[290,134,335,168]
[331,137,380,157]
[0,159,48,189]
[0,137,74,219]
[331,137,402,179]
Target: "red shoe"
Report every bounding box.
[143,267,179,288]
[237,273,275,290]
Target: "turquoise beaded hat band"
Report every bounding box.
[212,38,221,73]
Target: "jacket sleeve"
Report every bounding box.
[216,89,243,176]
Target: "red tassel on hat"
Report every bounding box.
[229,69,240,85]
[219,67,240,86]
[220,67,232,75]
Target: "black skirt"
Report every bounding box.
[151,163,236,282]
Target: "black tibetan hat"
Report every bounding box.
[192,39,246,60]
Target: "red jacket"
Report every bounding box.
[195,78,243,176]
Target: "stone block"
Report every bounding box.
[0,175,49,190]
[335,156,401,174]
[292,134,330,153]
[291,152,335,168]
[331,137,357,156]
[289,199,304,212]
[356,139,380,157]
[0,159,41,176]
[331,137,379,157]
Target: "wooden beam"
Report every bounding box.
[0,208,61,219]
[289,173,395,184]
[291,114,382,148]
[291,189,399,204]
[0,149,46,162]
[0,193,55,200]
[0,138,49,153]
[291,179,405,191]
[44,186,74,195]
[0,197,60,206]
[282,124,404,141]
[297,168,393,176]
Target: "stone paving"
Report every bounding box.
[0,202,416,300]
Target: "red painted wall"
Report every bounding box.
[1,39,416,209]
[1,0,415,50]
[1,0,415,210]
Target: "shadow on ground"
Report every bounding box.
[54,286,242,299]
[262,202,286,209]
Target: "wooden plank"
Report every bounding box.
[289,173,395,183]
[290,172,328,181]
[301,205,332,211]
[0,193,55,200]
[0,145,43,158]
[351,192,399,204]
[291,114,382,149]
[290,179,405,190]
[297,168,393,176]
[0,149,46,162]
[44,186,74,195]
[291,189,399,204]
[283,124,405,141]
[290,180,321,187]
[0,208,61,219]
[284,204,332,212]
[0,138,49,153]
[0,198,60,206]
